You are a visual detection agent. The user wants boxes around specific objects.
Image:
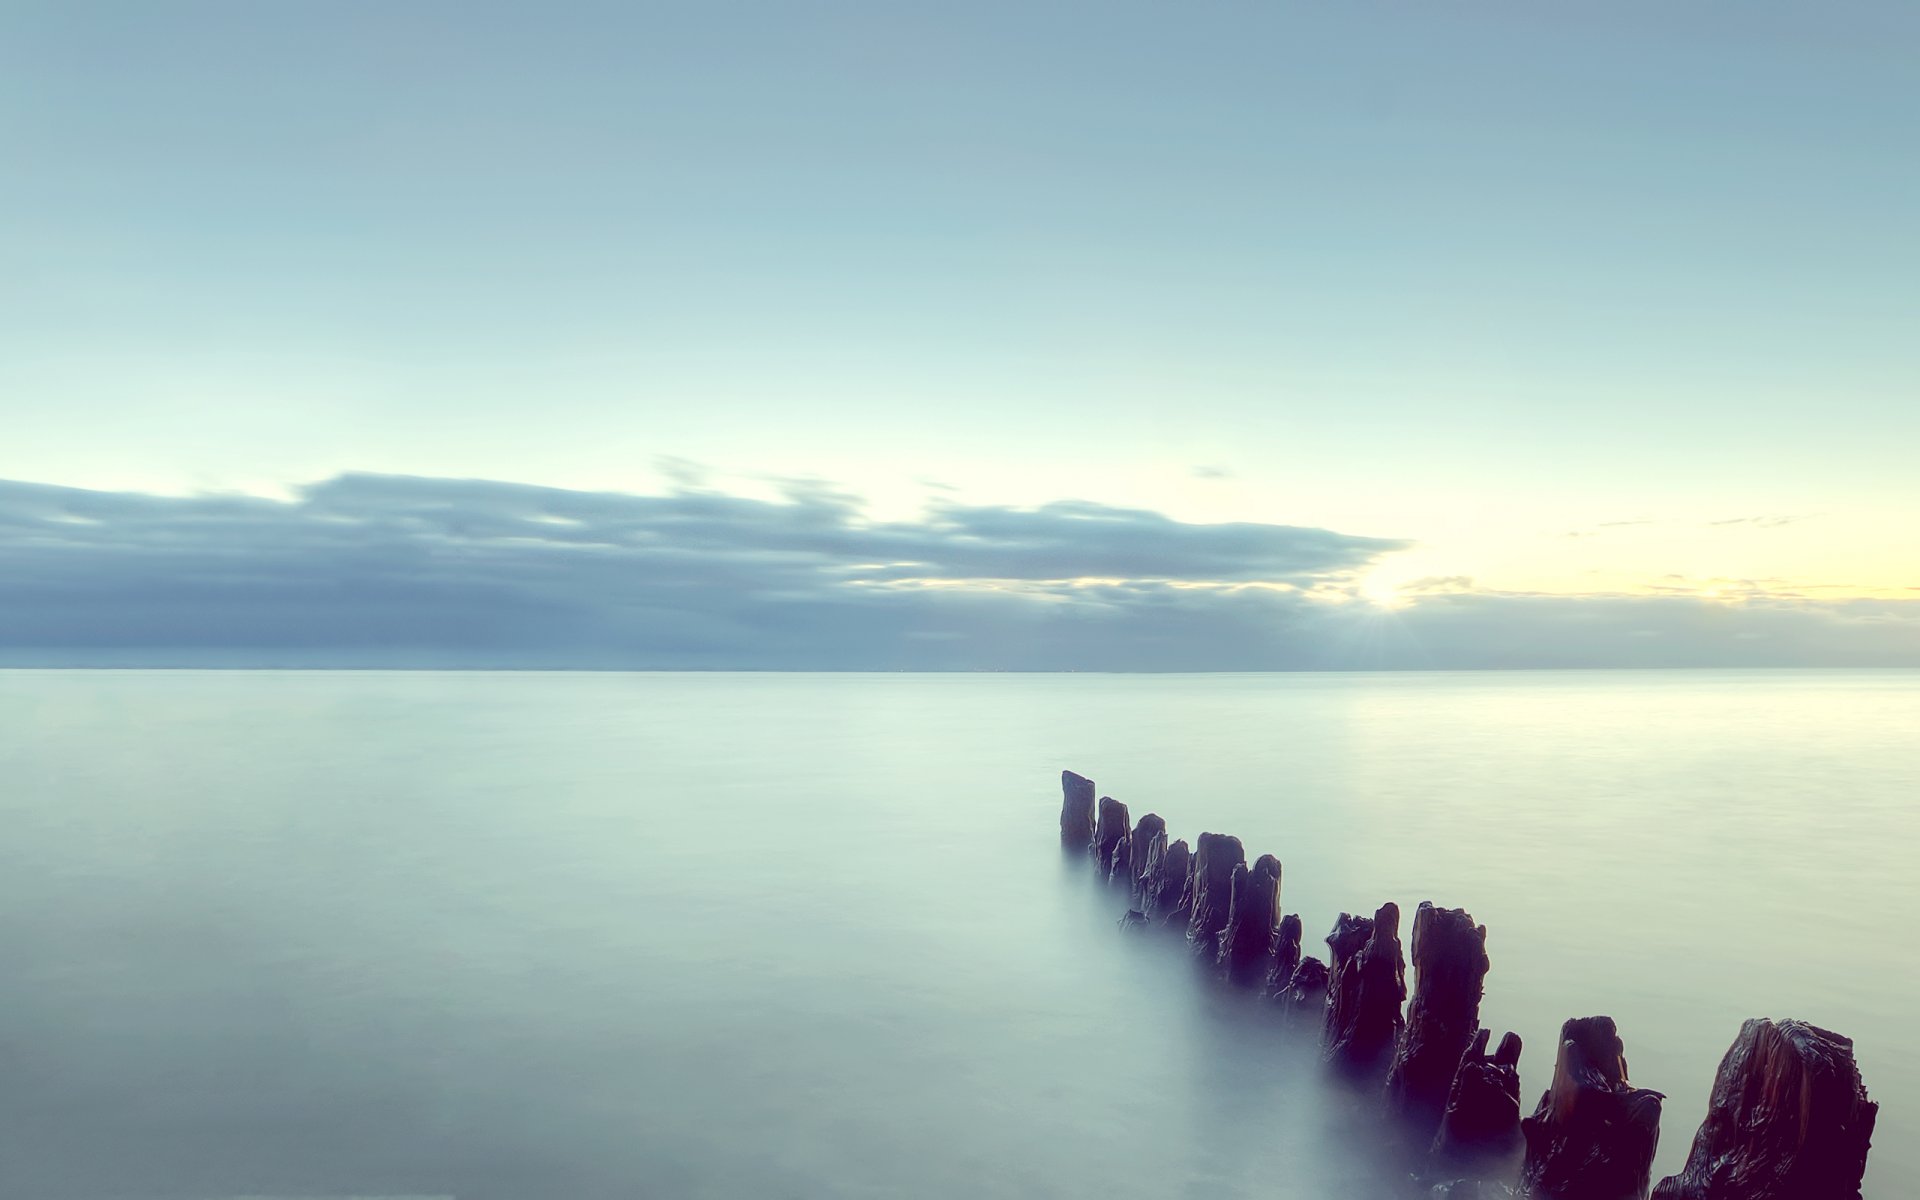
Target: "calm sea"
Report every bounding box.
[0,669,1911,1198]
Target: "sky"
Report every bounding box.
[2,1,1916,667]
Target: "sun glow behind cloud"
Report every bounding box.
[1360,575,1407,609]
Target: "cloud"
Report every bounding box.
[0,473,1914,669]
[1707,514,1806,528]
[1565,514,1811,539]
[1395,575,1477,595]
[651,455,713,490]
[1190,465,1234,480]
[0,473,1394,668]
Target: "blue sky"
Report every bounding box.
[2,2,1915,665]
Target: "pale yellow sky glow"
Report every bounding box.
[620,457,1917,604]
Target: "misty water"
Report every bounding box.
[0,669,1912,1199]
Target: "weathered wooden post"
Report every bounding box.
[1324,903,1407,1078]
[1275,955,1330,1022]
[1179,832,1244,957]
[1651,1018,1876,1200]
[1520,1016,1663,1200]
[1269,913,1304,995]
[1060,770,1096,853]
[1433,1028,1525,1169]
[1141,836,1190,924]
[1386,903,1492,1135]
[1093,795,1131,879]
[1122,813,1166,908]
[1217,853,1283,985]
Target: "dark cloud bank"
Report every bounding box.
[2,474,1915,670]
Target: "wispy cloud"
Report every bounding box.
[651,455,713,490]
[1707,514,1808,528]
[1561,517,1657,539]
[0,474,1913,669]
[1561,513,1815,541]
[1396,575,1477,595]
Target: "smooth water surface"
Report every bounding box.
[0,669,1911,1198]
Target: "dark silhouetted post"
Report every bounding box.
[1060,770,1096,852]
[1386,903,1492,1136]
[1520,1016,1663,1200]
[1180,832,1244,957]
[1433,1028,1524,1171]
[1094,794,1131,878]
[1324,903,1407,1079]
[1269,913,1303,996]
[1217,853,1282,985]
[1122,813,1166,908]
[1142,837,1190,924]
[1651,1018,1876,1200]
[1274,955,1329,1023]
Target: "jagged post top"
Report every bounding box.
[1550,1015,1636,1110]
[1327,910,1374,957]
[1327,903,1400,957]
[1432,1025,1526,1165]
[1249,853,1282,886]
[1410,902,1489,975]
[1491,1029,1522,1067]
[1191,830,1245,859]
[1456,1025,1524,1078]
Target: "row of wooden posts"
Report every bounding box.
[1058,769,1877,1200]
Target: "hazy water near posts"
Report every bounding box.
[0,668,1912,1198]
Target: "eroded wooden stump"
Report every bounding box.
[1060,770,1096,852]
[1323,903,1407,1078]
[1094,795,1131,877]
[1269,912,1304,996]
[1651,1018,1876,1200]
[1179,832,1245,957]
[1274,955,1329,1023]
[1386,903,1492,1136]
[1141,836,1190,925]
[1434,1028,1525,1169]
[1217,853,1283,985]
[1122,813,1166,908]
[1520,1016,1663,1200]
